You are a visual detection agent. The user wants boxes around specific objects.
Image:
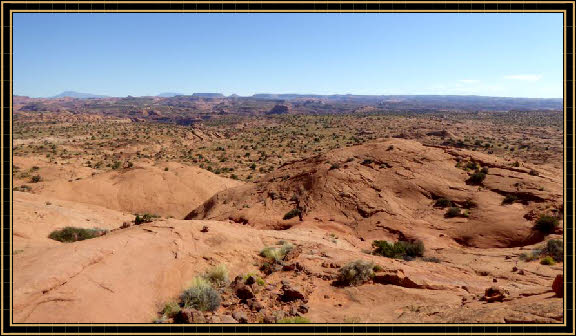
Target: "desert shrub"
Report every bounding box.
[283,208,301,220]
[48,227,106,243]
[519,250,541,262]
[533,215,559,234]
[542,239,563,262]
[337,260,375,286]
[203,264,229,286]
[529,169,539,176]
[260,241,293,263]
[422,256,441,263]
[512,161,520,167]
[480,167,489,174]
[242,272,266,286]
[372,240,424,259]
[30,175,42,183]
[434,198,452,208]
[361,159,373,165]
[134,213,158,225]
[540,256,555,266]
[329,163,341,170]
[465,161,479,170]
[502,194,518,205]
[179,277,221,312]
[445,207,461,218]
[461,199,477,209]
[372,264,384,272]
[467,172,486,185]
[160,301,181,318]
[277,316,310,323]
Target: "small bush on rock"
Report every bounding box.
[533,215,559,234]
[48,227,107,243]
[179,277,221,312]
[372,240,424,259]
[338,260,374,286]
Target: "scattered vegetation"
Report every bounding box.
[179,276,221,312]
[533,215,559,234]
[134,213,159,225]
[48,227,107,243]
[434,198,452,208]
[203,264,229,287]
[502,194,518,205]
[372,240,424,260]
[282,208,302,220]
[337,260,375,286]
[540,256,555,266]
[542,239,563,262]
[260,241,294,263]
[445,207,462,218]
[467,171,486,185]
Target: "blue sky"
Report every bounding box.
[14,13,562,98]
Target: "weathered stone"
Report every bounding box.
[232,311,249,323]
[236,285,255,301]
[220,314,239,323]
[280,282,306,302]
[481,286,509,303]
[245,275,257,286]
[552,274,563,297]
[174,308,206,323]
[283,245,302,261]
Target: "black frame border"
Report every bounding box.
[1,1,574,335]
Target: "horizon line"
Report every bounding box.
[13,92,564,100]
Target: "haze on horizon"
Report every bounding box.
[14,13,562,99]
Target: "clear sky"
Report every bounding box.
[14,13,562,98]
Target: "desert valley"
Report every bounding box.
[11,93,565,324]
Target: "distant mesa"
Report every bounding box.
[52,91,110,99]
[266,104,291,115]
[156,92,184,98]
[192,93,225,98]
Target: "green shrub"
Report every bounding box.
[445,207,461,218]
[160,302,181,318]
[519,250,541,262]
[329,163,341,170]
[277,316,310,323]
[434,198,452,208]
[337,260,375,286]
[242,273,266,286]
[540,256,555,266]
[467,172,486,185]
[542,239,563,262]
[502,194,518,205]
[30,175,42,183]
[465,161,479,170]
[48,227,106,243]
[283,208,301,220]
[179,277,221,312]
[461,199,477,209]
[134,213,158,225]
[372,240,424,259]
[203,264,229,286]
[533,215,559,234]
[260,242,293,263]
